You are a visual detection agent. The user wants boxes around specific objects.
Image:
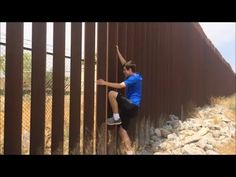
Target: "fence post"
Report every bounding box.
[96,23,109,154]
[51,22,65,154]
[83,22,95,154]
[69,23,82,154]
[4,23,23,154]
[107,23,118,154]
[30,23,46,154]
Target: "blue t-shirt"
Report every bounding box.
[124,73,142,107]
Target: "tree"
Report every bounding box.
[0,52,32,84]
[23,52,32,89]
[1,52,33,90]
[0,55,5,73]
[0,55,5,92]
[45,71,53,90]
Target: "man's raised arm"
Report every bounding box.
[116,45,127,66]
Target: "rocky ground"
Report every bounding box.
[136,95,236,155]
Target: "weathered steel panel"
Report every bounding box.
[4,23,23,154]
[51,23,65,154]
[69,22,82,154]
[30,23,46,154]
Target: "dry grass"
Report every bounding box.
[43,95,71,155]
[1,92,235,155]
[210,93,236,154]
[186,93,236,122]
[0,96,4,154]
[186,93,236,154]
[215,137,236,154]
[0,95,71,155]
[0,93,93,155]
[210,93,236,122]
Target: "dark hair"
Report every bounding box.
[123,60,136,72]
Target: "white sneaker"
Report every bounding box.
[107,117,122,125]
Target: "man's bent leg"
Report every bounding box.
[107,91,121,125]
[119,126,134,154]
[108,90,118,113]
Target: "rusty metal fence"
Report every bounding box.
[0,22,235,154]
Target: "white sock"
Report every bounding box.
[113,113,120,120]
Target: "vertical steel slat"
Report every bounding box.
[30,22,46,154]
[4,22,24,154]
[126,23,136,143]
[96,22,108,154]
[69,22,82,154]
[83,22,95,154]
[107,23,118,154]
[51,22,65,154]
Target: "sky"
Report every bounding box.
[199,22,235,72]
[0,22,235,73]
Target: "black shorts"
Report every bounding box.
[116,93,139,131]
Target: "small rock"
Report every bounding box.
[197,127,209,136]
[140,151,153,155]
[221,116,231,122]
[209,124,221,130]
[178,134,185,140]
[220,139,230,145]
[221,127,231,137]
[183,144,206,155]
[181,122,191,129]
[164,141,177,151]
[192,127,199,131]
[180,129,195,136]
[212,130,221,138]
[172,148,183,154]
[196,138,208,149]
[152,141,161,152]
[198,110,205,118]
[206,150,219,155]
[205,135,217,146]
[173,141,183,149]
[167,133,178,140]
[220,121,228,128]
[167,120,181,129]
[228,124,235,138]
[154,152,170,155]
[154,128,162,137]
[159,142,168,150]
[160,128,172,138]
[150,127,155,136]
[205,144,213,150]
[194,123,203,127]
[184,134,201,145]
[169,114,179,121]
[203,119,214,127]
[151,135,159,142]
[149,140,154,144]
[219,135,225,140]
[163,124,173,130]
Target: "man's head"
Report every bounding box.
[123,60,136,78]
